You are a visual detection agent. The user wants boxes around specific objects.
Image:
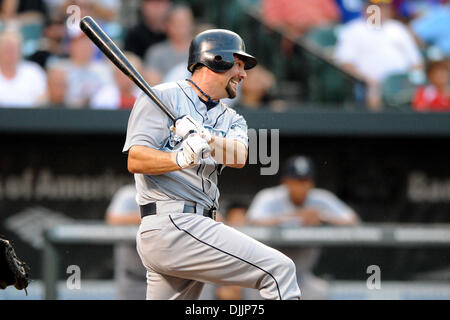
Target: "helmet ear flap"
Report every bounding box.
[195,51,234,73]
[208,51,234,72]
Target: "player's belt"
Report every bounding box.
[140,202,216,220]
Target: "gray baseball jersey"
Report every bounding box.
[247,185,358,226]
[123,80,248,210]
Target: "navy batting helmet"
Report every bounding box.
[187,29,257,73]
[282,156,315,180]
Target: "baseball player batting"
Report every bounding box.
[123,29,301,300]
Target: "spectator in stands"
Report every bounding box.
[0,0,48,24]
[58,0,122,65]
[333,0,424,110]
[51,31,112,108]
[124,0,170,59]
[161,22,214,83]
[60,0,122,62]
[262,0,340,38]
[144,4,193,86]
[28,14,67,69]
[247,155,360,299]
[37,65,67,107]
[42,0,66,20]
[239,65,276,109]
[410,1,450,57]
[412,59,449,111]
[90,52,142,110]
[0,29,47,108]
[105,184,147,300]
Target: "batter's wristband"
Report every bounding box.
[175,152,183,169]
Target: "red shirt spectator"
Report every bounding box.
[412,60,449,111]
[413,86,450,111]
[262,0,340,37]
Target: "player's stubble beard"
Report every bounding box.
[226,77,239,99]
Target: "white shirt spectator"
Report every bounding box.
[334,18,423,81]
[0,61,47,108]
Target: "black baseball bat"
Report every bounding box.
[79,16,176,122]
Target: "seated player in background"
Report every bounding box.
[412,59,449,111]
[247,155,360,299]
[105,184,147,300]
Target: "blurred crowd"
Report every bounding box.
[0,0,448,111]
[262,0,449,111]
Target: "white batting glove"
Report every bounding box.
[175,133,212,169]
[174,115,212,143]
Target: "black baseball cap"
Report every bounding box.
[282,156,315,180]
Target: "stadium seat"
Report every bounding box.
[20,23,44,57]
[381,73,423,110]
[305,25,338,50]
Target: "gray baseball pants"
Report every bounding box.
[136,203,301,300]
